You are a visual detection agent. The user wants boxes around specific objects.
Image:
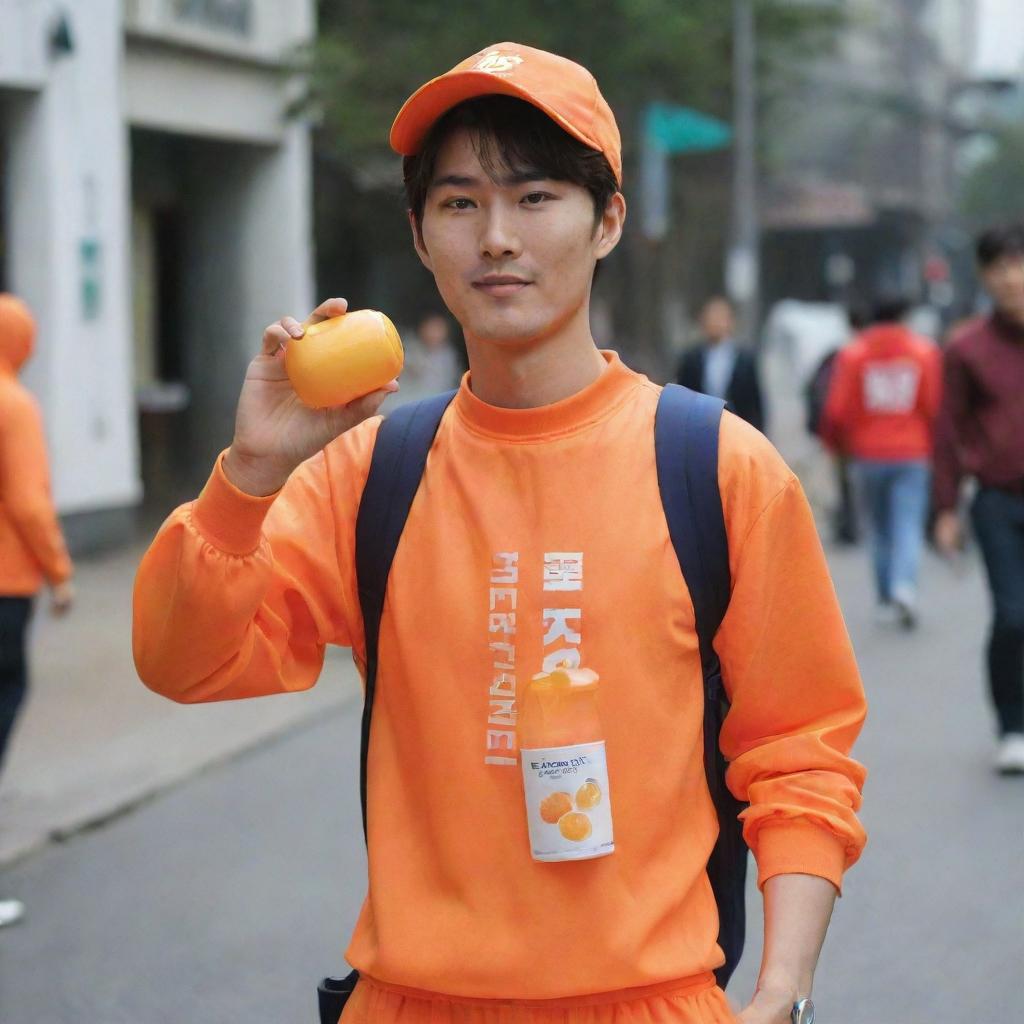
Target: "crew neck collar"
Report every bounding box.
[992,310,1024,344]
[453,350,640,441]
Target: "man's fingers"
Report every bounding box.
[305,296,349,327]
[281,316,304,338]
[262,322,292,356]
[341,383,398,421]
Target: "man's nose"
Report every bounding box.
[479,205,522,260]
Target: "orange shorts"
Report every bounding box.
[338,972,739,1023]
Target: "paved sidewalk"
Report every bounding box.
[0,541,359,866]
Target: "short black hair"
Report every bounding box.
[402,95,619,239]
[976,222,1024,267]
[870,291,911,324]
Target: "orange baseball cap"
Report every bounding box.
[390,43,622,186]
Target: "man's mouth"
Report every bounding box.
[472,275,532,297]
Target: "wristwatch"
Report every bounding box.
[791,997,814,1024]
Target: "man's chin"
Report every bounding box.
[465,319,551,347]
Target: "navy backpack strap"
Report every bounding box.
[321,392,455,1024]
[354,390,457,840]
[655,383,749,990]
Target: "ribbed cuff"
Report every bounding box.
[191,451,280,556]
[753,819,849,895]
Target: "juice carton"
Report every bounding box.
[518,662,614,862]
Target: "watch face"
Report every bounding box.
[792,998,815,1024]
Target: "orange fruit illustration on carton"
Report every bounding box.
[575,779,602,810]
[539,792,573,824]
[558,812,593,842]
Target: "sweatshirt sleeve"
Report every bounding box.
[132,421,380,703]
[715,418,867,893]
[0,387,73,584]
[920,342,944,423]
[933,343,969,512]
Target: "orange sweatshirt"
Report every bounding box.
[821,324,942,462]
[0,295,73,595]
[133,352,866,999]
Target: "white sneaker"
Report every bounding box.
[0,899,25,928]
[891,587,918,630]
[995,733,1024,775]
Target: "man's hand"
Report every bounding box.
[50,580,74,616]
[933,509,963,556]
[223,297,399,496]
[736,982,797,1023]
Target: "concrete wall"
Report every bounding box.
[1,0,140,516]
[0,0,316,529]
[124,0,313,61]
[0,0,50,90]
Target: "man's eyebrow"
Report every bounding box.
[430,174,479,189]
[429,170,553,190]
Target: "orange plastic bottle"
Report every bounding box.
[517,662,614,862]
[285,309,404,408]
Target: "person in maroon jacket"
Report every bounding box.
[934,223,1024,775]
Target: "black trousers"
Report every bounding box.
[971,488,1024,736]
[0,597,33,775]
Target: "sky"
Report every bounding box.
[974,0,1024,77]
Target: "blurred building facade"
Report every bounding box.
[761,0,978,318]
[0,0,315,544]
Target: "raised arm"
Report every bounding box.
[132,297,397,703]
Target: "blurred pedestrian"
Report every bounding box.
[821,295,942,628]
[804,303,869,546]
[134,43,866,1024]
[677,296,766,431]
[0,294,74,927]
[934,223,1024,774]
[404,310,461,394]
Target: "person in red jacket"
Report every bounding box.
[821,296,942,628]
[0,293,74,928]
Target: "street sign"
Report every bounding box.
[645,103,732,154]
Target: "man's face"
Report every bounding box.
[413,129,622,347]
[980,252,1024,324]
[700,300,734,343]
[418,315,450,350]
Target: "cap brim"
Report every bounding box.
[390,71,601,159]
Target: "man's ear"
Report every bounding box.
[594,192,627,261]
[409,210,433,272]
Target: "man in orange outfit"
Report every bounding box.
[133,45,866,1024]
[0,293,74,928]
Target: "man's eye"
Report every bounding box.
[446,197,474,210]
[522,192,551,205]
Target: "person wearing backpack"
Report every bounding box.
[133,43,866,1024]
[820,296,942,629]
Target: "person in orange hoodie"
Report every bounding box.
[0,293,74,927]
[821,295,942,629]
[133,45,866,1024]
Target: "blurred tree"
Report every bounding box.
[305,0,844,371]
[311,0,841,170]
[959,126,1024,229]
